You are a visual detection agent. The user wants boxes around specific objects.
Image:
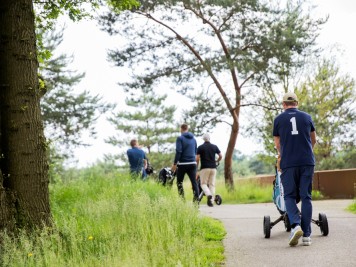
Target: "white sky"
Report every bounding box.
[56,1,356,167]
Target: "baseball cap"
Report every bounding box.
[283,92,298,102]
[203,133,210,141]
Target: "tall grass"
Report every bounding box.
[347,199,356,214]
[182,176,325,204]
[216,179,273,204]
[0,172,225,267]
[181,177,273,204]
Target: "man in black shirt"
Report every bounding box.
[196,134,222,207]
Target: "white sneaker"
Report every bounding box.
[302,236,312,246]
[289,225,303,246]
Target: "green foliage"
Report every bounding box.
[203,174,325,204]
[347,200,356,214]
[248,154,275,175]
[317,147,356,170]
[39,29,114,157]
[249,58,356,170]
[182,90,228,135]
[312,190,325,200]
[296,59,356,167]
[108,0,140,12]
[0,170,225,266]
[34,0,101,31]
[215,178,274,204]
[217,150,274,177]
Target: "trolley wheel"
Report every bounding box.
[214,195,222,205]
[319,213,329,236]
[284,214,291,232]
[263,215,271,238]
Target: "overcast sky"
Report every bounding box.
[56,1,356,167]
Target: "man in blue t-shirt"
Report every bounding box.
[127,139,147,180]
[273,92,316,247]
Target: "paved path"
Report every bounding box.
[200,200,356,267]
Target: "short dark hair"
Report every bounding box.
[180,123,189,131]
[283,101,298,107]
[130,139,137,147]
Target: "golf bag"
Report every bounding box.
[157,167,175,186]
[145,160,154,175]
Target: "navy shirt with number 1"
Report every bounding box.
[273,108,315,169]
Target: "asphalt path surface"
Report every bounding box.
[200,199,356,267]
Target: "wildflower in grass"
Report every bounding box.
[88,235,94,240]
[28,253,33,257]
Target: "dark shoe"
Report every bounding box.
[207,195,213,207]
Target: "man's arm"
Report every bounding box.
[310,131,316,148]
[171,138,181,172]
[273,136,281,171]
[196,154,200,167]
[217,152,222,163]
[274,136,281,154]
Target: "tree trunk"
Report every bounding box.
[224,118,239,191]
[0,0,51,232]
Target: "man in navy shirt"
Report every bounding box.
[273,92,316,246]
[196,134,222,207]
[127,139,147,180]
[171,123,199,202]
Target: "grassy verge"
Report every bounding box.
[182,176,325,204]
[0,173,225,267]
[179,178,273,204]
[346,199,356,214]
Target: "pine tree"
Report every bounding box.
[39,29,114,157]
[106,87,178,169]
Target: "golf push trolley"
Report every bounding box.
[157,167,222,205]
[263,167,329,238]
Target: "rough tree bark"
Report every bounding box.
[0,0,51,232]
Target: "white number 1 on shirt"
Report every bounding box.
[290,117,299,135]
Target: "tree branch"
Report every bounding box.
[183,5,240,115]
[134,10,235,113]
[239,103,282,111]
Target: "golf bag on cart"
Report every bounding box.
[263,162,329,238]
[157,167,176,187]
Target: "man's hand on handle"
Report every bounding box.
[171,164,177,173]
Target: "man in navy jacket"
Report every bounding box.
[171,123,199,202]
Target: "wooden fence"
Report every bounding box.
[248,168,356,199]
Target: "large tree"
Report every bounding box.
[0,0,52,232]
[0,0,138,233]
[100,0,324,189]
